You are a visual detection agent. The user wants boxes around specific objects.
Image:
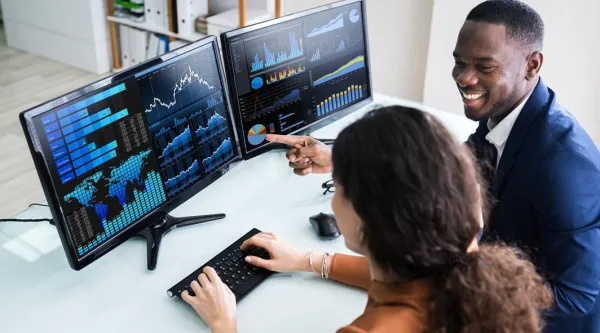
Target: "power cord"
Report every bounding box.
[0,203,54,224]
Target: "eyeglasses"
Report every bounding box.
[321,179,335,195]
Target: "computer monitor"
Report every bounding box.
[19,36,241,271]
[220,0,373,159]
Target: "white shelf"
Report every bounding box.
[107,16,206,42]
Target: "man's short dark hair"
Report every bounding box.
[466,0,544,50]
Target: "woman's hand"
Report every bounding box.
[181,267,237,333]
[240,232,313,273]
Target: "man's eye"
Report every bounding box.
[477,65,494,72]
[454,61,465,67]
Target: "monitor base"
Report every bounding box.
[136,212,226,271]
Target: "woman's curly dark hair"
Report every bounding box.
[331,106,553,333]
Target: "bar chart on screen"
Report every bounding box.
[316,84,365,117]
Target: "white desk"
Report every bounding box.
[0,95,477,333]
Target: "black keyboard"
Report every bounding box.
[167,228,273,301]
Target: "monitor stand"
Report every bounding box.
[136,212,225,271]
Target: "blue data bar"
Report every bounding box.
[55,156,70,169]
[67,138,87,152]
[58,164,74,176]
[60,109,89,128]
[52,147,67,160]
[41,113,57,126]
[62,108,111,135]
[57,83,126,119]
[70,142,97,160]
[72,141,118,169]
[64,109,129,144]
[75,150,117,177]
[47,130,62,143]
[44,121,59,134]
[61,172,75,184]
[49,138,65,152]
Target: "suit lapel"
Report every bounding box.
[492,78,553,197]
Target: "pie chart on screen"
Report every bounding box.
[248,124,267,146]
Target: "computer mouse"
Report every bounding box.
[309,213,341,240]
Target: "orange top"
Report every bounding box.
[330,254,431,333]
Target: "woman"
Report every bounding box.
[181,106,553,333]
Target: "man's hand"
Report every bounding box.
[266,134,332,176]
[181,267,237,333]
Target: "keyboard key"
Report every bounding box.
[235,280,243,286]
[237,276,261,295]
[241,276,249,281]
[228,284,237,291]
[236,270,243,275]
[225,278,232,284]
[230,273,238,279]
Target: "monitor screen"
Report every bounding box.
[221,0,372,158]
[21,37,238,267]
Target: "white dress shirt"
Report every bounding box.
[485,93,532,167]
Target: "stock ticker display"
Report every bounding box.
[33,43,235,258]
[226,3,370,153]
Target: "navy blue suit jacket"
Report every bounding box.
[467,78,600,332]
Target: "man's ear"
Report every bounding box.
[526,51,543,80]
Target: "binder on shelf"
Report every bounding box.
[146,33,160,60]
[177,0,209,37]
[113,0,145,22]
[144,0,158,27]
[157,35,170,56]
[119,25,132,68]
[128,27,149,65]
[152,0,168,30]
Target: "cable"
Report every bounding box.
[0,218,53,223]
[0,202,53,224]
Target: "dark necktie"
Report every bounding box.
[481,140,498,187]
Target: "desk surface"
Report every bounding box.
[0,95,477,333]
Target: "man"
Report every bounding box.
[266,1,600,332]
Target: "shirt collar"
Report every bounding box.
[485,92,532,148]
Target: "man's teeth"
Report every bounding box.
[462,92,484,100]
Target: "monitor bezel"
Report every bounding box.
[19,35,242,270]
[220,0,373,159]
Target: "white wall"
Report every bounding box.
[1,0,111,74]
[283,0,434,101]
[423,0,600,144]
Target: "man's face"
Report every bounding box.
[452,21,529,121]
